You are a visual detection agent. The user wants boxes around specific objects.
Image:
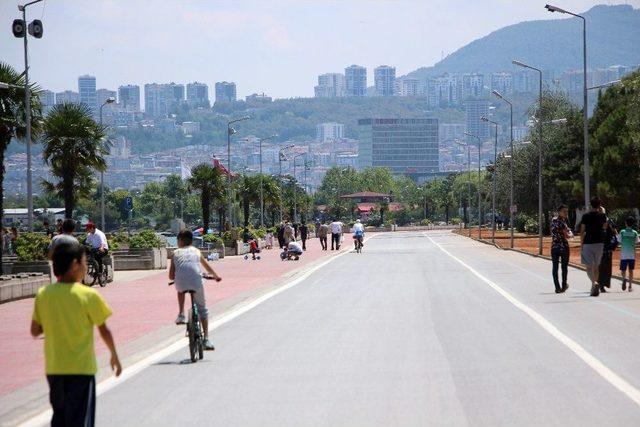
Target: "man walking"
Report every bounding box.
[598,208,617,293]
[299,223,308,251]
[284,221,295,246]
[579,197,608,297]
[550,204,571,293]
[318,222,329,251]
[330,218,344,251]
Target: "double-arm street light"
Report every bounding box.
[292,153,306,224]
[481,116,499,244]
[545,4,590,210]
[492,89,515,248]
[253,134,277,227]
[278,145,295,222]
[227,116,250,227]
[454,139,472,236]
[513,59,544,254]
[464,132,483,239]
[99,97,116,231]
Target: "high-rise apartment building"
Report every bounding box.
[464,100,490,142]
[374,65,396,96]
[144,83,168,117]
[118,85,141,111]
[396,78,423,97]
[40,90,55,114]
[97,89,117,106]
[357,118,439,176]
[427,74,459,107]
[461,73,484,100]
[186,82,209,108]
[166,83,185,106]
[78,75,97,115]
[345,65,367,97]
[55,90,80,104]
[215,81,237,103]
[514,71,536,94]
[316,122,344,142]
[314,73,346,98]
[490,72,513,96]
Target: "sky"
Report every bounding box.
[2,0,639,101]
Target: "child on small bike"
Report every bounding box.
[169,230,221,350]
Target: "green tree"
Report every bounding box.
[42,103,107,219]
[235,174,262,227]
[188,164,224,232]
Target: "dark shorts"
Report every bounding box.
[47,375,96,427]
[621,259,636,272]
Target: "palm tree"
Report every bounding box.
[235,174,262,227]
[188,163,224,233]
[0,62,42,273]
[261,175,282,226]
[41,103,107,219]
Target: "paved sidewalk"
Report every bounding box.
[0,237,347,404]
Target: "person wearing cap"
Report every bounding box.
[352,219,365,249]
[85,222,109,276]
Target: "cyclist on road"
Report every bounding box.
[352,219,365,249]
[85,222,109,275]
[170,230,221,351]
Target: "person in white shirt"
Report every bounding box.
[352,219,365,249]
[287,241,303,260]
[330,219,344,250]
[85,222,109,275]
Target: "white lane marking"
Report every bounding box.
[426,233,640,407]
[19,237,373,427]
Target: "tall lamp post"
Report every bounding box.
[545,4,589,210]
[481,116,499,244]
[454,139,472,236]
[99,97,116,231]
[254,134,277,227]
[226,116,250,228]
[278,145,295,222]
[292,153,306,224]
[513,59,544,255]
[464,132,482,239]
[15,0,44,230]
[492,90,515,248]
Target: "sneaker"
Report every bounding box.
[599,286,607,293]
[175,314,186,325]
[629,285,633,293]
[590,283,600,297]
[561,284,569,293]
[622,279,627,291]
[203,338,215,351]
[555,288,562,294]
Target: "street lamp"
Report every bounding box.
[481,116,499,244]
[492,90,515,248]
[253,134,277,227]
[513,59,544,254]
[15,0,45,230]
[545,4,589,211]
[454,139,472,235]
[278,145,295,222]
[99,97,116,231]
[226,116,250,228]
[464,131,482,239]
[292,153,306,224]
[587,80,621,91]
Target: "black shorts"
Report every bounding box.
[47,375,96,427]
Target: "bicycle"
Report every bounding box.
[85,247,108,287]
[354,235,364,253]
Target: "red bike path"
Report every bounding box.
[0,239,345,400]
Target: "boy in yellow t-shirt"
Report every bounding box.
[31,242,122,427]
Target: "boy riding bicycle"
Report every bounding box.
[169,230,221,350]
[352,219,365,249]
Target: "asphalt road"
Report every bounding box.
[90,231,640,426]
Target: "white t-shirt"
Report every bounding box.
[49,234,79,251]
[330,221,344,234]
[86,229,109,250]
[288,242,303,253]
[172,246,203,292]
[352,223,364,234]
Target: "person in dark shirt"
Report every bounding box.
[579,197,608,297]
[597,208,617,293]
[550,204,571,293]
[299,223,308,251]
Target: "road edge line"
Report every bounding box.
[425,233,640,408]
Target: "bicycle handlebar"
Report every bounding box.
[168,274,221,286]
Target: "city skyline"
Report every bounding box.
[3,0,637,100]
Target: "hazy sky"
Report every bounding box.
[2,0,639,100]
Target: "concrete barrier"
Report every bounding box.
[113,248,168,271]
[0,274,50,303]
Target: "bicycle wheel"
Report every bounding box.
[98,265,108,287]
[85,260,98,286]
[187,315,197,363]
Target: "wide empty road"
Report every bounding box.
[92,231,640,426]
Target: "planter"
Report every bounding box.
[167,245,225,260]
[113,247,167,271]
[0,274,50,303]
[12,260,53,280]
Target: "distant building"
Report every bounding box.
[314,73,346,98]
[427,74,459,106]
[513,71,535,94]
[166,83,185,107]
[464,99,490,141]
[97,89,117,106]
[345,65,367,97]
[357,118,439,177]
[374,65,395,96]
[396,78,423,97]
[316,122,344,142]
[40,90,55,114]
[118,85,141,111]
[144,83,168,117]
[215,81,237,103]
[245,93,272,106]
[513,125,529,142]
[186,82,209,108]
[439,123,465,143]
[490,72,513,96]
[55,90,80,104]
[461,73,484,100]
[78,75,97,115]
[181,121,200,136]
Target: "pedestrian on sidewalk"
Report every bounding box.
[551,205,571,293]
[598,207,618,293]
[300,223,308,250]
[619,216,639,292]
[31,242,122,427]
[330,218,344,250]
[284,221,295,245]
[318,222,329,250]
[579,197,608,297]
[277,222,285,249]
[265,229,274,250]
